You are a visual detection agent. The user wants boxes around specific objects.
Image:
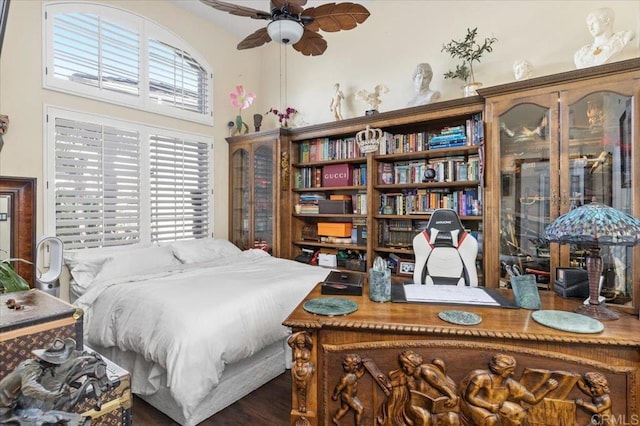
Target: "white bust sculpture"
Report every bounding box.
[407,63,440,107]
[513,59,533,81]
[574,7,635,69]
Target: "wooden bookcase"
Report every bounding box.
[228,58,639,309]
[227,129,286,255]
[480,58,640,312]
[281,97,486,283]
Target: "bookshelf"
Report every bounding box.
[283,97,486,283]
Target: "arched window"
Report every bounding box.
[44,2,213,124]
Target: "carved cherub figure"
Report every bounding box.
[575,372,612,425]
[356,84,389,112]
[332,353,365,425]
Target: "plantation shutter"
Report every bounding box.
[54,117,141,249]
[148,39,210,115]
[50,9,140,96]
[149,135,210,242]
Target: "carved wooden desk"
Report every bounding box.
[283,284,640,426]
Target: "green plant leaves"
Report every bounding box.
[0,259,31,293]
[442,27,498,83]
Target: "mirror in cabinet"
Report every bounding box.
[227,132,277,254]
[564,90,634,308]
[0,176,36,286]
[498,103,553,290]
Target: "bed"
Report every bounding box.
[65,239,330,425]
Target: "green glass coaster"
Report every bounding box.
[438,310,482,326]
[532,310,604,334]
[303,297,358,316]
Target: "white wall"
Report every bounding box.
[263,0,640,126]
[1,0,639,240]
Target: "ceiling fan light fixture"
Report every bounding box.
[267,19,304,45]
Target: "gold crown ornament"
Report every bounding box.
[355,125,383,154]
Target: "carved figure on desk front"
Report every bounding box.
[332,353,365,426]
[377,350,460,426]
[288,331,314,413]
[458,353,558,426]
[0,338,112,426]
[575,372,612,425]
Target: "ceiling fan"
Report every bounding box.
[200,0,370,56]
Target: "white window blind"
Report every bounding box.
[54,117,141,249]
[45,3,213,124]
[148,39,209,115]
[47,108,213,249]
[150,135,210,242]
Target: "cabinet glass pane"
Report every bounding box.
[499,104,551,286]
[254,145,273,250]
[568,92,633,306]
[231,148,249,249]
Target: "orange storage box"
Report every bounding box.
[317,222,352,237]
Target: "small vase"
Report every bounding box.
[463,82,483,97]
[235,115,249,135]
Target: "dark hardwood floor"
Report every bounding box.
[132,372,291,425]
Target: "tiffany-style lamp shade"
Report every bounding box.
[545,202,640,320]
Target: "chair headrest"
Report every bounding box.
[425,209,465,233]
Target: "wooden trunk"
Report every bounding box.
[0,289,84,380]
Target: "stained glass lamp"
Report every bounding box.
[545,202,640,320]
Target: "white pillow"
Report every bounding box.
[64,243,154,289]
[170,238,241,264]
[96,245,181,282]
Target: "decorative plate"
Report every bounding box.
[438,310,482,326]
[303,297,358,316]
[531,310,604,334]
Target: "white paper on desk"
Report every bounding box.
[403,284,500,306]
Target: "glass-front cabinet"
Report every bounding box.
[227,129,282,255]
[482,59,640,314]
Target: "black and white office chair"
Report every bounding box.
[35,236,64,297]
[412,209,478,286]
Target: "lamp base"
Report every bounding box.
[574,301,619,321]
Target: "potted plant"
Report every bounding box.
[0,258,31,293]
[441,27,497,96]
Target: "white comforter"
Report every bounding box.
[75,250,329,421]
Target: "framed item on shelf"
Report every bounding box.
[398,261,415,276]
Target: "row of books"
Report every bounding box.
[378,113,484,155]
[298,137,364,162]
[297,192,368,214]
[429,125,467,149]
[378,156,480,185]
[295,164,367,189]
[295,113,485,162]
[379,189,482,216]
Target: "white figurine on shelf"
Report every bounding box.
[356,84,389,114]
[574,7,635,69]
[407,63,441,107]
[329,83,344,121]
[513,59,533,81]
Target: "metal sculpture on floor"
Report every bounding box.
[0,338,113,426]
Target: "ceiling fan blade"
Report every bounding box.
[303,2,370,33]
[271,0,308,16]
[200,0,271,20]
[237,27,272,50]
[293,30,327,56]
